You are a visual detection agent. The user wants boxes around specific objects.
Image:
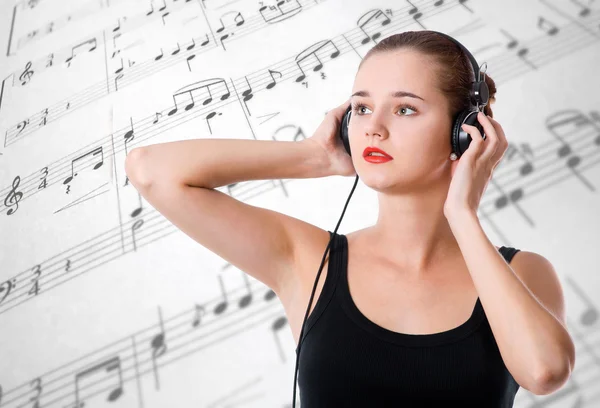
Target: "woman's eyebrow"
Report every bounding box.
[351,90,425,101]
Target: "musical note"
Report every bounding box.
[113,17,122,32]
[167,79,231,116]
[238,273,253,308]
[19,61,34,85]
[214,275,229,315]
[124,117,135,151]
[146,2,154,16]
[538,16,559,36]
[75,356,124,407]
[152,112,162,125]
[499,28,518,49]
[266,69,282,90]
[186,37,196,51]
[216,11,245,50]
[241,76,254,114]
[130,192,145,217]
[115,73,124,91]
[131,219,144,251]
[357,9,391,44]
[4,176,23,215]
[294,40,340,83]
[545,110,594,170]
[115,58,124,74]
[504,143,534,176]
[150,306,167,390]
[46,53,54,67]
[63,147,104,186]
[162,11,170,25]
[205,111,222,134]
[171,42,180,55]
[186,54,196,71]
[65,38,98,67]
[405,1,423,28]
[192,304,206,327]
[155,48,164,61]
[259,0,302,23]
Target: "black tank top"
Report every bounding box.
[296,230,521,407]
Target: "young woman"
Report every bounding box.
[125,31,575,407]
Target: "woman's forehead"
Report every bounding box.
[353,51,437,96]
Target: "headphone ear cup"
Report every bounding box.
[451,110,483,158]
[340,106,352,156]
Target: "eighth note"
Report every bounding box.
[63,147,104,185]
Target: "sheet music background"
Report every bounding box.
[1,0,599,406]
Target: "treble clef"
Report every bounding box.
[4,176,23,216]
[19,61,34,86]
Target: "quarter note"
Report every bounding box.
[150,306,167,390]
[131,219,144,251]
[214,275,229,314]
[238,273,253,308]
[123,117,135,150]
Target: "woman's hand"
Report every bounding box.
[444,112,508,220]
[303,99,357,177]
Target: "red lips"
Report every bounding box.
[363,146,393,159]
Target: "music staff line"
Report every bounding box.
[479,111,600,214]
[2,0,461,144]
[2,0,590,200]
[5,0,600,153]
[12,0,195,56]
[0,10,596,312]
[1,278,285,407]
[0,177,291,315]
[12,0,310,90]
[0,43,596,222]
[1,118,600,319]
[12,0,105,52]
[0,1,466,198]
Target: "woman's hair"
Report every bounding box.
[359,31,497,119]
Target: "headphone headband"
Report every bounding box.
[430,30,489,109]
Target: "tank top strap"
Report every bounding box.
[300,230,344,340]
[498,246,521,264]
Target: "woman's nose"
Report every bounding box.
[362,113,388,139]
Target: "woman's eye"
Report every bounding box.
[352,104,417,116]
[398,106,417,115]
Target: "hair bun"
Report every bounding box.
[483,75,497,118]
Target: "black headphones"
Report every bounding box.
[292,31,489,407]
[339,30,489,159]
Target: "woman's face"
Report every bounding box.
[349,49,453,193]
